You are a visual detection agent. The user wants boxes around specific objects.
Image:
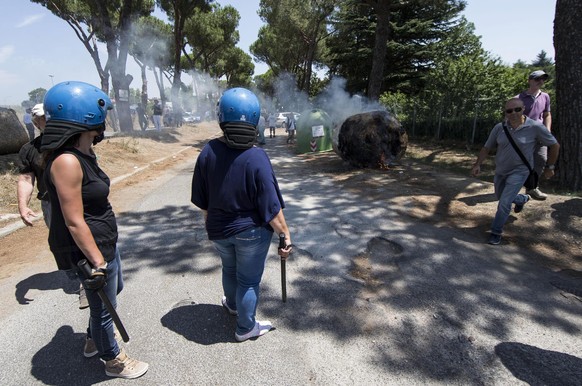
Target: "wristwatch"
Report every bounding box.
[545,164,555,170]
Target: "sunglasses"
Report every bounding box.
[505,107,523,114]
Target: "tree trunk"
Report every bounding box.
[95,1,134,132]
[172,13,185,112]
[367,5,391,101]
[554,0,582,190]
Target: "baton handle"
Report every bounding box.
[279,233,287,303]
[77,259,93,278]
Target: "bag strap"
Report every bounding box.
[502,124,533,172]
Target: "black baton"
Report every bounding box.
[78,259,130,342]
[279,233,287,303]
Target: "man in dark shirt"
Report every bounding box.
[17,104,49,226]
[17,103,89,309]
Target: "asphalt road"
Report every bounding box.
[1,136,581,385]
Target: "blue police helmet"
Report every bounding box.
[217,87,260,128]
[44,81,112,127]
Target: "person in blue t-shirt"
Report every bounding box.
[191,87,293,342]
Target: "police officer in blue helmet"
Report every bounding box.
[41,81,148,379]
[191,87,293,341]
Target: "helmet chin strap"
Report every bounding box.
[93,132,105,145]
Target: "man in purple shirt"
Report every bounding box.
[517,70,552,200]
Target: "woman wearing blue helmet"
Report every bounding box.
[191,87,293,342]
[40,81,148,379]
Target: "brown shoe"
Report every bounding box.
[84,329,123,358]
[105,349,148,379]
[83,337,98,358]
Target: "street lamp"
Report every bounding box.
[49,74,54,86]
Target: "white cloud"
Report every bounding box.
[0,45,15,64]
[16,14,44,28]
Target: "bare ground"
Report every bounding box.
[1,122,581,283]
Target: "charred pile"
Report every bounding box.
[337,110,408,169]
[0,107,29,155]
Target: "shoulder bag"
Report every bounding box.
[502,124,538,190]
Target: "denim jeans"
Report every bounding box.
[213,227,273,335]
[41,200,51,228]
[80,248,124,361]
[533,143,548,178]
[491,170,530,235]
[257,126,266,144]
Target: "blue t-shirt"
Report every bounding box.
[191,139,285,240]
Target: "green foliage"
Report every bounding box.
[372,17,558,144]
[251,0,335,93]
[27,88,47,105]
[182,3,253,86]
[325,0,467,96]
[379,91,410,121]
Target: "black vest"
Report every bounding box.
[44,148,118,270]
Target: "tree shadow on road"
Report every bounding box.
[115,205,217,279]
[495,342,582,386]
[261,142,582,383]
[102,139,582,384]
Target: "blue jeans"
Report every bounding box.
[80,248,124,361]
[213,227,273,335]
[257,126,266,144]
[491,171,530,235]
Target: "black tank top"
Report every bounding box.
[44,148,118,270]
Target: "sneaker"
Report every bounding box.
[105,348,149,379]
[84,337,98,358]
[488,234,502,245]
[84,329,123,358]
[526,188,547,201]
[235,320,273,342]
[221,296,238,316]
[79,285,89,310]
[514,194,531,213]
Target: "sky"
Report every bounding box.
[0,0,556,107]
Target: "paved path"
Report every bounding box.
[1,135,581,385]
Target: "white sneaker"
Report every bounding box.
[235,321,273,342]
[526,188,547,200]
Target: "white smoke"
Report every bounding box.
[315,77,386,127]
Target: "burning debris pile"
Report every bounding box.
[337,110,408,169]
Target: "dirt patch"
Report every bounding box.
[1,122,581,282]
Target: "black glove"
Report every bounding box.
[83,266,108,290]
